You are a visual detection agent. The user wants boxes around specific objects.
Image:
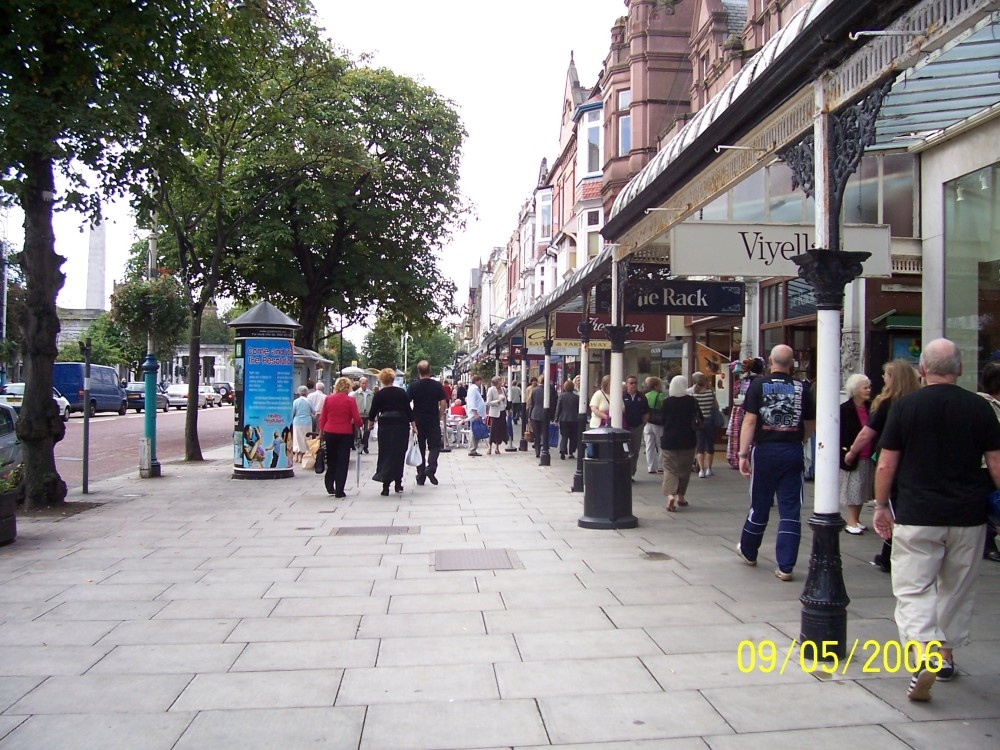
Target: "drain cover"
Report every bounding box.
[433,548,518,571]
[641,551,672,561]
[334,526,419,536]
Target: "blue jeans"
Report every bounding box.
[739,442,804,573]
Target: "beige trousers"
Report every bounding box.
[891,523,986,648]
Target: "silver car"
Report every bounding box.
[0,403,22,472]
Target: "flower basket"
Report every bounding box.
[0,465,22,546]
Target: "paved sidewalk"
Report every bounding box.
[0,440,997,749]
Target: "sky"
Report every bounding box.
[1,0,622,345]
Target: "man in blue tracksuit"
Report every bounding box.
[736,344,815,582]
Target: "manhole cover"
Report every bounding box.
[433,548,518,571]
[334,526,419,536]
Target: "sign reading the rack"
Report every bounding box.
[669,223,892,277]
[597,278,744,315]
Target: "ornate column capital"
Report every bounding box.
[792,249,870,310]
[577,320,592,344]
[603,326,630,353]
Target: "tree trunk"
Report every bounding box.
[17,154,68,509]
[183,313,204,461]
[294,295,327,351]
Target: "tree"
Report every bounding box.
[56,314,123,366]
[137,0,344,460]
[109,271,189,373]
[407,326,459,378]
[229,65,466,350]
[362,318,401,371]
[0,0,208,507]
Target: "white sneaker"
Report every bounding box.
[845,525,864,535]
[706,469,715,477]
[736,544,757,566]
[698,469,706,478]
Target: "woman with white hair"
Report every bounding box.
[839,373,873,534]
[290,385,314,464]
[660,375,702,512]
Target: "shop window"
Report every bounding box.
[844,155,878,226]
[768,163,804,222]
[786,278,816,319]
[944,162,1000,389]
[882,152,917,238]
[732,168,765,221]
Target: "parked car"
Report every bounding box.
[0,383,71,422]
[0,403,21,473]
[213,381,234,404]
[52,362,127,416]
[123,382,169,413]
[164,383,192,410]
[198,385,221,408]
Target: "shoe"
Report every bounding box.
[706,469,714,477]
[648,470,657,475]
[666,496,676,512]
[394,482,403,493]
[774,568,793,582]
[427,473,438,486]
[416,479,425,486]
[656,469,663,473]
[935,657,956,682]
[871,555,891,573]
[363,448,369,454]
[568,453,575,459]
[845,525,864,535]
[698,469,706,478]
[380,484,390,497]
[468,451,481,457]
[677,499,689,506]
[736,545,757,566]
[984,550,1000,562]
[857,523,867,531]
[334,492,347,499]
[908,663,937,701]
[560,453,565,460]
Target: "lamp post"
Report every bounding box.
[141,217,161,478]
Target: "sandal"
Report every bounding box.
[666,496,676,512]
[678,499,689,506]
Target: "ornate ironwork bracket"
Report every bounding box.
[792,249,871,310]
[577,320,592,344]
[779,77,892,251]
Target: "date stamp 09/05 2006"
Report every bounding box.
[736,639,943,676]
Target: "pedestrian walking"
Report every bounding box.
[290,385,313,463]
[307,381,326,433]
[318,377,362,498]
[845,358,922,572]
[873,338,1000,701]
[408,360,447,486]
[660,375,701,511]
[839,373,873,534]
[352,376,374,453]
[485,375,508,454]
[690,372,719,478]
[623,375,649,478]
[369,368,414,496]
[643,376,665,474]
[465,375,486,457]
[555,379,579,460]
[736,344,815,582]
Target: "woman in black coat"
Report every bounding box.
[369,368,415,496]
[660,375,702,512]
[554,379,580,459]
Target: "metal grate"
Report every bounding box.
[333,526,419,536]
[433,548,519,571]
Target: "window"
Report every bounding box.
[583,109,601,174]
[617,90,632,157]
[587,210,600,226]
[538,192,552,240]
[587,231,601,260]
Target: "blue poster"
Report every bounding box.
[237,338,294,471]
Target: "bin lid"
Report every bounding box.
[582,427,631,438]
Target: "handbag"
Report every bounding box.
[314,445,325,474]
[471,418,489,440]
[648,393,665,426]
[712,408,725,429]
[405,437,422,467]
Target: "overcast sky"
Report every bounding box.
[3,0,622,343]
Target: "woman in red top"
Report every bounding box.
[319,377,363,497]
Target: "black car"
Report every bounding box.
[124,382,170,413]
[213,382,235,404]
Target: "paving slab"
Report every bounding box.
[0,713,193,750]
[87,643,244,674]
[172,706,364,750]
[170,669,343,711]
[231,639,378,671]
[360,698,548,750]
[496,656,661,698]
[337,663,499,705]
[6,674,192,715]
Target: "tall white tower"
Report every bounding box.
[86,221,106,310]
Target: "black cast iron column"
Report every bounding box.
[781,76,889,658]
[539,337,553,466]
[519,326,529,452]
[572,318,592,493]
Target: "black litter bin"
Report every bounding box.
[578,427,637,529]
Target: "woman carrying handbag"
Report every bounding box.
[485,376,508,455]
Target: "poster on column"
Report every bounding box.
[236,338,295,471]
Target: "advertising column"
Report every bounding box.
[228,301,300,480]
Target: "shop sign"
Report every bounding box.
[554,312,667,342]
[669,222,891,277]
[597,279,743,315]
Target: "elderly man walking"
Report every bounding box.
[465,375,486,457]
[873,338,1000,701]
[353,376,374,453]
[307,381,326,433]
[736,344,815,582]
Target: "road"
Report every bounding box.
[54,403,236,489]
